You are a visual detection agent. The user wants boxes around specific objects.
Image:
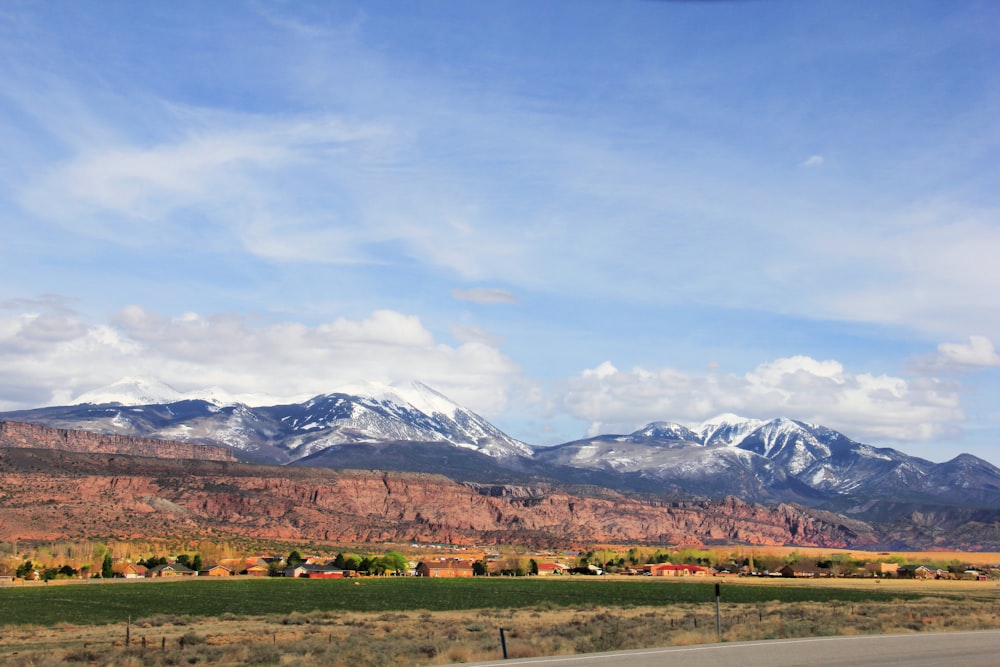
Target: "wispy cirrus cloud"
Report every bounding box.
[451,288,519,304]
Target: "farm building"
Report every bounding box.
[146,564,197,578]
[285,564,345,579]
[417,559,476,578]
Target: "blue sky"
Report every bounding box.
[2,1,999,463]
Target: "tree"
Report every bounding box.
[529,559,539,575]
[16,560,34,579]
[333,553,346,569]
[191,554,203,572]
[472,560,488,576]
[101,553,113,579]
[381,551,409,576]
[139,556,166,569]
[287,551,305,568]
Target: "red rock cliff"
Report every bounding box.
[0,447,876,548]
[0,419,235,462]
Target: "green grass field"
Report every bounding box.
[0,577,919,627]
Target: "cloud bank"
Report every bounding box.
[1,299,969,449]
[0,299,518,416]
[561,356,962,443]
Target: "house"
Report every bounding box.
[113,563,148,579]
[146,563,197,577]
[865,562,900,577]
[535,563,568,576]
[199,565,233,577]
[898,565,935,579]
[303,564,345,579]
[778,564,830,578]
[643,564,707,577]
[284,564,345,578]
[417,559,476,578]
[244,564,270,577]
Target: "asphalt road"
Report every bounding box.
[463,630,1000,667]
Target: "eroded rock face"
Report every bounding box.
[0,447,876,548]
[0,420,235,462]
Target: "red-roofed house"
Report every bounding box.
[417,559,476,578]
[643,564,708,577]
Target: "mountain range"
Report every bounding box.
[3,377,1000,548]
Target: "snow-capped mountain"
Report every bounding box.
[5,384,1000,521]
[69,376,288,410]
[5,380,532,463]
[71,377,187,406]
[256,382,533,459]
[534,415,1000,512]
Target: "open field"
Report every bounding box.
[0,577,927,627]
[2,577,1000,666]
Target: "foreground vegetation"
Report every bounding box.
[3,548,1000,665]
[1,584,999,666]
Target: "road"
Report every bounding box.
[462,630,1000,666]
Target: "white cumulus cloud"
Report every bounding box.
[937,335,1000,367]
[0,300,519,417]
[560,355,963,443]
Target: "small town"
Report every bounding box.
[4,543,997,584]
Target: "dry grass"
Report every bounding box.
[1,591,999,666]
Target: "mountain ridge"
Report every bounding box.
[4,379,1000,548]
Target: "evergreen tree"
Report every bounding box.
[101,553,113,578]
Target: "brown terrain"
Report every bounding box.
[0,420,876,548]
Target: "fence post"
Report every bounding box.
[499,627,508,659]
[715,583,722,641]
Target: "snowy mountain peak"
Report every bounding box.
[72,377,186,406]
[633,421,700,442]
[695,414,764,447]
[325,381,460,419]
[69,377,286,408]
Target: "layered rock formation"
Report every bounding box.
[0,447,875,548]
[0,419,235,463]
